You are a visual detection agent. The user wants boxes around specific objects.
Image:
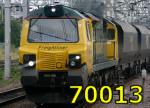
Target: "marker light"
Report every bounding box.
[75,56,80,60]
[70,61,76,67]
[44,5,64,17]
[28,61,35,67]
[51,8,56,12]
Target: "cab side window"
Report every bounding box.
[103,20,115,40]
[107,29,115,40]
[94,22,104,42]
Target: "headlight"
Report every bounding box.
[69,54,81,68]
[75,55,80,60]
[28,61,35,67]
[51,8,56,12]
[23,55,36,68]
[70,61,76,67]
[44,5,64,17]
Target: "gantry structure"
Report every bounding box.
[1,0,149,27]
[29,0,69,10]
[107,0,150,27]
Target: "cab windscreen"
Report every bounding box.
[44,5,64,17]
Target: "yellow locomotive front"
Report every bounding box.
[19,5,93,103]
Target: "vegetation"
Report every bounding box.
[0,20,22,47]
[0,8,21,87]
[0,47,18,60]
[11,20,22,47]
[0,8,22,60]
[0,7,22,47]
[0,66,20,87]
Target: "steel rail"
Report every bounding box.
[0,87,26,106]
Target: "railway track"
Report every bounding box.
[0,87,26,106]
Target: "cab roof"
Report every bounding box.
[27,5,86,19]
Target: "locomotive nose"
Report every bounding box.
[37,46,68,71]
[38,51,68,71]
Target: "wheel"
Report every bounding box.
[93,73,103,87]
[35,103,45,108]
[88,74,95,86]
[104,72,109,85]
[23,86,34,95]
[36,103,44,108]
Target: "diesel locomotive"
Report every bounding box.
[19,5,150,104]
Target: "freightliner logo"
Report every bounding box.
[39,46,68,51]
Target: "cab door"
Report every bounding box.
[105,23,116,60]
[93,21,106,64]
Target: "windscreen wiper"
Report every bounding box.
[30,30,72,42]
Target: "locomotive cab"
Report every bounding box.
[19,5,94,103]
